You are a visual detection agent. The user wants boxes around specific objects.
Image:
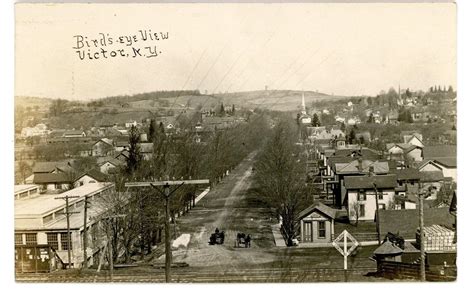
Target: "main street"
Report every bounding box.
[17,152,380,282]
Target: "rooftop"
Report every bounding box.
[297,202,337,220]
[378,208,455,239]
[14,184,40,194]
[15,182,113,217]
[344,174,398,190]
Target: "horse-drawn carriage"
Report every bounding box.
[209,228,225,245]
[234,232,251,248]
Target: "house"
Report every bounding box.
[423,145,457,182]
[139,142,154,161]
[297,202,337,245]
[400,131,423,144]
[15,183,115,268]
[91,138,115,157]
[21,123,50,138]
[114,140,130,152]
[419,170,444,200]
[63,130,86,138]
[403,134,424,148]
[73,170,108,187]
[378,208,455,239]
[393,168,421,196]
[344,174,398,221]
[386,143,423,163]
[98,158,124,174]
[33,173,72,192]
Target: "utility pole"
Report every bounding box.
[368,167,381,245]
[55,195,80,269]
[373,182,381,245]
[419,189,426,282]
[82,196,90,269]
[125,179,209,283]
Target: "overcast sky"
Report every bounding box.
[15,2,456,100]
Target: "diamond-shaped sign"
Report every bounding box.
[332,230,359,270]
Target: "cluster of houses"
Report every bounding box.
[296,128,456,248]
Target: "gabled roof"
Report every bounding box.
[423,145,456,159]
[94,138,114,147]
[297,202,337,220]
[63,130,85,136]
[416,159,443,171]
[373,241,403,255]
[433,158,457,168]
[378,208,455,239]
[33,161,74,174]
[394,168,421,181]
[344,174,397,190]
[74,169,108,183]
[420,170,444,182]
[33,173,72,184]
[335,160,389,175]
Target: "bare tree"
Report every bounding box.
[350,200,361,226]
[254,121,312,246]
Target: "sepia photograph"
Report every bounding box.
[12,0,458,283]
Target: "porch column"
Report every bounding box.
[331,219,335,241]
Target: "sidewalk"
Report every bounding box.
[271,224,287,247]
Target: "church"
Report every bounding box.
[299,92,312,125]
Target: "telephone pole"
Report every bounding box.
[419,189,426,282]
[125,179,209,282]
[82,196,90,269]
[55,195,80,269]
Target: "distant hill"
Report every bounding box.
[217,90,349,111]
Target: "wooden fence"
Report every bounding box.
[378,260,456,281]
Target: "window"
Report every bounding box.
[359,204,365,217]
[47,233,59,250]
[358,190,366,201]
[378,190,384,200]
[318,221,326,238]
[43,213,54,224]
[60,233,71,250]
[379,204,386,210]
[25,233,37,245]
[15,234,23,245]
[19,192,28,199]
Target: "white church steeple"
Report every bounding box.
[301,92,307,115]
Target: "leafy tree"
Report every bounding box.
[340,122,346,132]
[347,128,356,144]
[296,112,301,125]
[367,113,374,123]
[311,113,321,127]
[148,119,157,143]
[231,104,236,115]
[219,103,226,117]
[448,85,454,93]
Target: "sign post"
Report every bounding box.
[332,230,359,270]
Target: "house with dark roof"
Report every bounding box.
[33,173,72,191]
[343,174,398,221]
[73,170,108,187]
[98,158,124,174]
[297,202,337,245]
[423,145,456,182]
[378,208,455,239]
[386,143,423,163]
[91,138,115,157]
